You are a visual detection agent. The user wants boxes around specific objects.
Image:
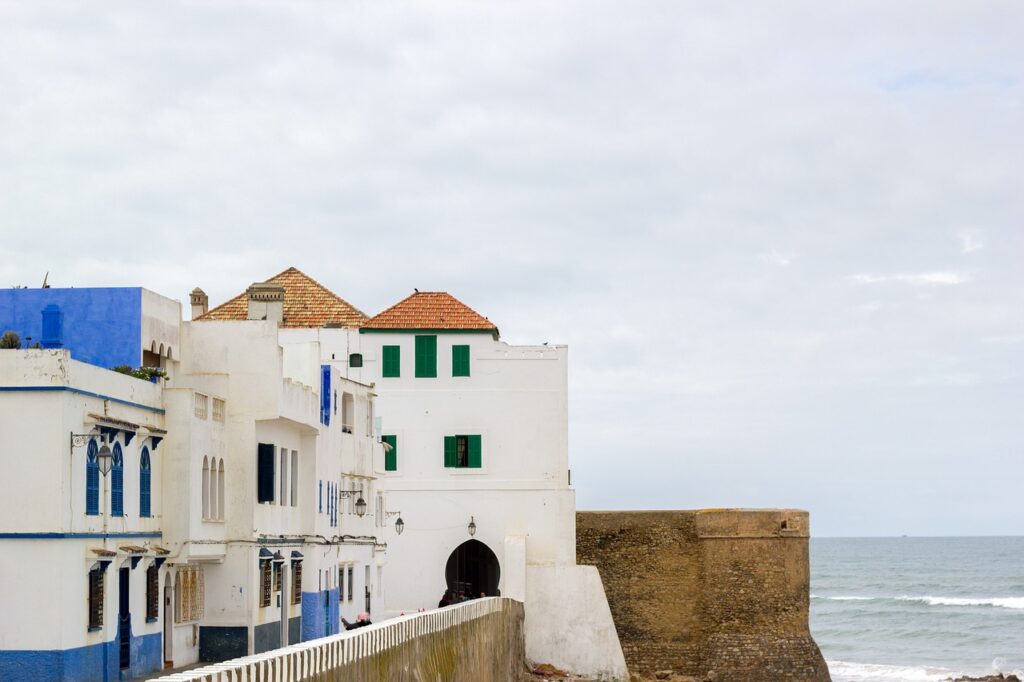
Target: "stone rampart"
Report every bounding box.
[155,597,525,682]
[576,509,830,682]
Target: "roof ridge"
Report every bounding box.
[268,267,368,320]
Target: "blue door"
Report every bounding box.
[119,567,131,670]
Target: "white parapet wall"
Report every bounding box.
[525,565,630,681]
[155,597,525,682]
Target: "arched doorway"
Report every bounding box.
[445,540,500,599]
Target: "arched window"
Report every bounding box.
[209,458,218,522]
[86,440,99,516]
[217,459,225,520]
[110,442,124,516]
[140,447,152,518]
[202,457,210,519]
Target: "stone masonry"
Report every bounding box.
[577,509,831,682]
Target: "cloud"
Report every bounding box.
[957,230,984,253]
[760,251,795,267]
[847,272,970,286]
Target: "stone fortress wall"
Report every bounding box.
[576,509,831,682]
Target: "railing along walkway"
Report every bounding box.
[156,597,514,681]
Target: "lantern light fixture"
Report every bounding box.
[468,516,477,537]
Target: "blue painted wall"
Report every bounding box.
[300,588,339,641]
[0,631,160,682]
[0,288,142,369]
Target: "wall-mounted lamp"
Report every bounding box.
[385,510,404,535]
[468,516,477,537]
[96,443,113,476]
[338,489,367,517]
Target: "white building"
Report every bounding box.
[0,281,390,680]
[200,268,627,678]
[0,285,181,681]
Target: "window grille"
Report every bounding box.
[260,561,272,608]
[291,561,303,605]
[338,567,344,602]
[347,565,354,602]
[146,564,159,622]
[194,393,209,420]
[274,562,282,592]
[212,398,225,422]
[88,567,104,631]
[175,565,204,623]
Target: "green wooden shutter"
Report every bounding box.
[383,435,397,472]
[382,346,400,377]
[415,335,437,378]
[444,436,456,468]
[452,345,470,376]
[468,435,482,468]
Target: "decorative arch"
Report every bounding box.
[140,446,152,518]
[110,442,124,516]
[217,459,225,520]
[202,456,210,519]
[86,440,99,515]
[445,539,500,599]
[166,346,172,360]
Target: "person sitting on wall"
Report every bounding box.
[438,591,452,608]
[342,612,372,630]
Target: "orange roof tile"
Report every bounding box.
[196,267,366,328]
[362,292,498,334]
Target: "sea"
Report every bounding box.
[811,537,1024,682]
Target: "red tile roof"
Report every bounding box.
[362,292,498,333]
[196,267,367,328]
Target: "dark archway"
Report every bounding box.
[445,539,500,599]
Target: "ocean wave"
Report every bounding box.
[827,660,962,682]
[895,595,1024,610]
[812,594,1024,609]
[828,659,1024,682]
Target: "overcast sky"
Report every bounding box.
[2,2,1021,536]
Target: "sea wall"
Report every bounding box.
[576,509,830,682]
[155,597,525,682]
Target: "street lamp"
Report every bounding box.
[394,516,404,535]
[338,488,367,517]
[354,496,367,518]
[468,516,476,537]
[96,443,113,476]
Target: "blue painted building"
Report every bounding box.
[0,287,181,371]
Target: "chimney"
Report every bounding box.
[246,283,285,323]
[190,288,209,319]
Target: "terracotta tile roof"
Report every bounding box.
[196,267,367,328]
[362,292,498,333]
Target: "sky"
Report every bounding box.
[1,2,1021,536]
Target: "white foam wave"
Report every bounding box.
[812,594,1024,609]
[895,595,1024,610]
[827,660,961,682]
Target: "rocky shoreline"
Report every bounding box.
[948,675,1021,682]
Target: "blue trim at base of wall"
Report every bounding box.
[301,589,339,642]
[0,632,160,682]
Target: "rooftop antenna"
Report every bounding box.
[42,272,50,288]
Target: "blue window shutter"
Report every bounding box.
[139,447,151,518]
[257,443,275,503]
[321,365,331,426]
[86,441,99,515]
[111,443,124,516]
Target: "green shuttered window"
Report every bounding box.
[452,345,470,377]
[382,346,400,377]
[383,435,397,472]
[444,434,482,469]
[415,335,437,378]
